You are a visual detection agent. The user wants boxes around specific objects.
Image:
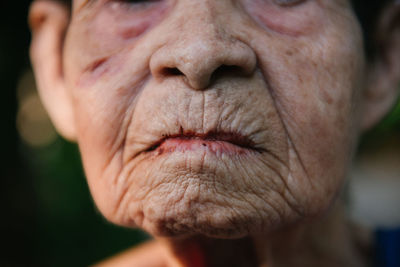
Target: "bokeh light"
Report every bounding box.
[16,70,58,147]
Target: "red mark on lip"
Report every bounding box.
[157,138,250,155]
[147,131,262,155]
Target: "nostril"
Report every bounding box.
[216,65,245,75]
[210,65,247,83]
[161,67,184,76]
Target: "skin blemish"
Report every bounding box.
[321,89,334,105]
[119,20,152,40]
[77,56,114,87]
[86,57,108,73]
[285,50,294,56]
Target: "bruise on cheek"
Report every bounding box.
[115,8,167,41]
[76,54,124,88]
[77,56,111,87]
[102,1,170,41]
[73,1,170,87]
[120,20,151,40]
[84,57,108,74]
[242,0,323,37]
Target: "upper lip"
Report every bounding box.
[145,129,261,152]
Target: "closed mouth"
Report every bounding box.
[145,130,263,154]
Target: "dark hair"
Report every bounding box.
[352,0,393,58]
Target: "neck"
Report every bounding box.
[159,202,367,267]
[163,236,258,267]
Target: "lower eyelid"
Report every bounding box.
[98,0,170,39]
[273,0,306,6]
[109,0,161,10]
[242,0,319,37]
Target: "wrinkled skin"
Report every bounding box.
[30,0,400,265]
[61,0,365,238]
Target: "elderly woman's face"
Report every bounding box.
[62,0,364,237]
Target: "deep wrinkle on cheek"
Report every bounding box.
[77,56,113,87]
[242,0,323,37]
[76,51,131,88]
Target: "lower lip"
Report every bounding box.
[154,138,252,156]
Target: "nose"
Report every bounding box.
[149,6,257,90]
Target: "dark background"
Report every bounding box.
[1,1,148,266]
[1,1,399,266]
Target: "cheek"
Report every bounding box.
[251,17,364,212]
[236,0,365,213]
[71,88,134,220]
[65,1,170,83]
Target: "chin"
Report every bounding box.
[138,198,269,239]
[111,150,301,239]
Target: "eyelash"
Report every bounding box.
[109,0,306,12]
[110,0,160,11]
[116,0,305,5]
[112,0,306,8]
[273,0,305,6]
[117,0,158,3]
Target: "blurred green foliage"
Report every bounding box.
[23,138,149,266]
[375,97,400,132]
[360,95,400,149]
[2,1,149,266]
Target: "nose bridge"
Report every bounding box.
[149,0,257,90]
[170,0,226,53]
[181,0,219,36]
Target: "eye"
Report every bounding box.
[117,0,159,4]
[273,0,305,6]
[109,0,161,11]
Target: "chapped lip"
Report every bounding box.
[145,129,263,154]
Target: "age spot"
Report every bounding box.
[285,50,294,56]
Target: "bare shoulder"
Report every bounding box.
[92,240,167,267]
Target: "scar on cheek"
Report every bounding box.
[119,21,150,40]
[87,57,108,73]
[77,56,112,87]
